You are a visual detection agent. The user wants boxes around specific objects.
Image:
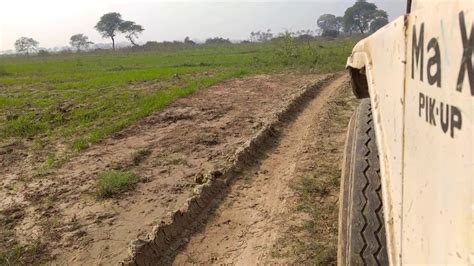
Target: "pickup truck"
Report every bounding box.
[338,0,473,265]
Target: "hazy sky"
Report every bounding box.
[0,0,405,51]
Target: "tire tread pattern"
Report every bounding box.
[339,99,388,266]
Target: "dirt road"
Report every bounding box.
[173,75,357,264]
[2,72,349,264]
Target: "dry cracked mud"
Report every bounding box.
[1,72,352,265]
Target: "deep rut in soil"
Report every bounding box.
[173,75,350,265]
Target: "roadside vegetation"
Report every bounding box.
[1,0,388,171]
[0,37,357,171]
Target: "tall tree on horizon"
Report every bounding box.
[119,21,144,46]
[317,14,344,36]
[343,0,388,34]
[95,12,123,50]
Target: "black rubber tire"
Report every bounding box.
[337,99,388,266]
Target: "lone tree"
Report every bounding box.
[343,0,388,34]
[95,12,123,50]
[317,14,344,36]
[119,21,144,46]
[14,37,39,55]
[70,34,93,51]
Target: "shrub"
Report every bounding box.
[205,37,232,45]
[275,31,300,65]
[37,49,50,56]
[321,30,340,38]
[96,170,140,198]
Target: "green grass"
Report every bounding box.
[0,38,357,165]
[96,170,140,198]
[0,243,43,266]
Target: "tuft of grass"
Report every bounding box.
[0,243,43,266]
[96,170,140,198]
[1,115,47,138]
[45,153,56,168]
[132,149,152,166]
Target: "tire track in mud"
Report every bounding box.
[171,74,350,265]
[123,74,351,265]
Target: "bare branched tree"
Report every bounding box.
[14,37,39,56]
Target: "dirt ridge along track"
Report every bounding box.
[124,73,347,265]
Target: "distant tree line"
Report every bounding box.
[13,12,144,55]
[11,0,389,55]
[205,37,232,45]
[250,30,273,42]
[247,0,388,42]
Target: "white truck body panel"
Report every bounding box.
[347,0,473,264]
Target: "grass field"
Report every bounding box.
[0,38,356,168]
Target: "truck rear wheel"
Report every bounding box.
[337,99,388,265]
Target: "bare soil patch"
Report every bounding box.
[173,74,358,265]
[0,72,329,264]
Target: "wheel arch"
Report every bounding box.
[348,67,369,99]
